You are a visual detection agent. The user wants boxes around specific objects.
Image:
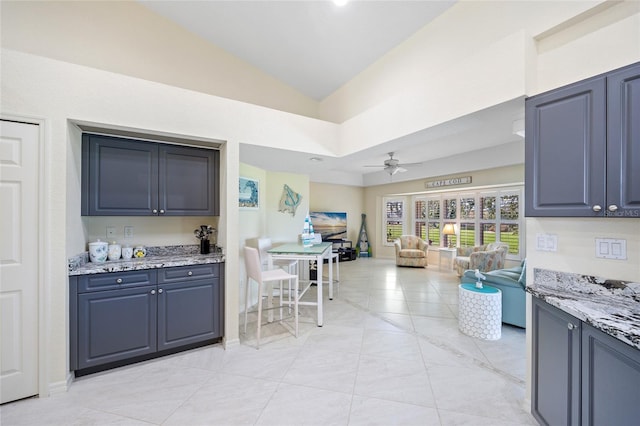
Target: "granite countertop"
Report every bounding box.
[69,244,225,276]
[527,268,640,350]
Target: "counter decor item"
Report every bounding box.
[122,245,133,259]
[133,246,146,258]
[194,225,216,254]
[108,242,121,261]
[88,240,108,263]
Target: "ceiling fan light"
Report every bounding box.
[385,165,400,175]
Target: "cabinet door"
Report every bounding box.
[78,286,157,370]
[607,62,640,218]
[158,145,219,216]
[157,278,221,351]
[525,77,607,217]
[582,323,640,426]
[82,134,159,216]
[531,298,581,426]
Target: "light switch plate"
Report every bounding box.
[595,238,627,260]
[536,233,558,252]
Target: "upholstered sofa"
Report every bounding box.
[394,235,428,267]
[460,260,526,328]
[454,242,509,277]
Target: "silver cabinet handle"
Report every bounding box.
[188,271,193,276]
[592,205,602,212]
[152,209,158,214]
[608,205,618,212]
[116,278,123,284]
[151,289,156,295]
[568,323,576,330]
[158,288,163,294]
[159,209,165,214]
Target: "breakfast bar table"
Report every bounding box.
[267,242,333,327]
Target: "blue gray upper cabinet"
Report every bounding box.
[525,62,640,217]
[82,133,220,216]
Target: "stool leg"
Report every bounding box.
[244,277,250,334]
[256,283,263,349]
[294,276,299,337]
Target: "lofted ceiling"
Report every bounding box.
[138,0,524,186]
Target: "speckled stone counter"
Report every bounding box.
[527,268,640,350]
[68,245,224,276]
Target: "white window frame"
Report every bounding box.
[382,196,406,246]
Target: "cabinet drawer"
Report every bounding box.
[78,270,156,293]
[158,264,218,283]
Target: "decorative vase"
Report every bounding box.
[200,239,210,255]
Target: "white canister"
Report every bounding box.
[89,240,108,263]
[122,246,133,259]
[108,243,121,261]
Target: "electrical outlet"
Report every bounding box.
[106,226,116,239]
[124,226,134,239]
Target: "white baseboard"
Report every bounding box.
[223,337,240,349]
[47,374,72,396]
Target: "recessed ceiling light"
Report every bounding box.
[309,157,323,162]
[333,0,349,6]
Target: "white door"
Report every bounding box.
[0,120,39,403]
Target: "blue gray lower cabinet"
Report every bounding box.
[69,263,224,376]
[532,297,640,426]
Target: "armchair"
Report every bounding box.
[394,235,429,267]
[454,242,508,276]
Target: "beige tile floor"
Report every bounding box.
[1,258,536,425]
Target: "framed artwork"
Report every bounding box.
[239,177,259,209]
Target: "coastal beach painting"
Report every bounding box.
[310,212,347,241]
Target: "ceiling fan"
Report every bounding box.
[364,152,422,175]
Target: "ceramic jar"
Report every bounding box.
[108,243,121,261]
[121,246,133,259]
[89,240,108,263]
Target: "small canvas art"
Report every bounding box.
[239,177,259,209]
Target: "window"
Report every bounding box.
[459,194,476,247]
[414,199,427,240]
[428,199,441,245]
[412,186,523,259]
[383,197,405,245]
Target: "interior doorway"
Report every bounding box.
[0,119,40,403]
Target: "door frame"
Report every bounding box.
[1,113,49,399]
